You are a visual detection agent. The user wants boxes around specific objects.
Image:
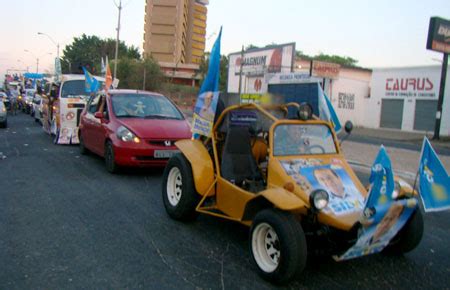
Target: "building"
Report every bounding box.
[143,0,208,86]
[364,66,450,136]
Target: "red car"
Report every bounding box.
[79,90,192,172]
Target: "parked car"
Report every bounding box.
[1,92,10,111]
[79,90,192,173]
[41,74,105,144]
[161,101,423,284]
[0,101,7,128]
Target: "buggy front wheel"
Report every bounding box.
[250,209,307,284]
[162,153,200,221]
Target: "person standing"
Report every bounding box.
[10,87,19,115]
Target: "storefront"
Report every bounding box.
[366,66,450,136]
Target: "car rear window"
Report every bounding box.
[111,93,183,120]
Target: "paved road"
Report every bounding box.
[1,113,450,289]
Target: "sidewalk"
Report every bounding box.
[341,140,450,183]
[350,127,450,150]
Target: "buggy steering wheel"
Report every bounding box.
[306,145,326,154]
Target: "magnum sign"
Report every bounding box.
[311,60,341,79]
[426,17,450,54]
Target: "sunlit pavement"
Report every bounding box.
[1,112,449,289]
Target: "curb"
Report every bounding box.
[347,160,417,182]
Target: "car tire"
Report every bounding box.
[105,141,119,173]
[383,208,424,255]
[79,131,89,155]
[0,121,6,128]
[162,153,200,221]
[250,209,307,284]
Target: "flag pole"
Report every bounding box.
[412,170,419,196]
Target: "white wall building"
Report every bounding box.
[366,66,450,136]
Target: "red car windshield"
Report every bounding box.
[111,93,183,120]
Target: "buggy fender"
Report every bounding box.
[175,139,215,196]
[259,187,306,211]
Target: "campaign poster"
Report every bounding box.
[191,28,222,138]
[191,91,220,137]
[334,198,417,261]
[280,160,365,216]
[56,98,84,145]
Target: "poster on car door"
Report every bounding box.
[280,160,365,216]
[56,98,84,144]
[334,198,417,261]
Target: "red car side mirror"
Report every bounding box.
[94,111,104,119]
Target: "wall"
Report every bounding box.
[369,65,450,136]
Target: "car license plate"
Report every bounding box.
[154,150,179,158]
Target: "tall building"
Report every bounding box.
[143,0,209,65]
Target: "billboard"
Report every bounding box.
[311,60,341,79]
[426,17,450,54]
[372,67,441,99]
[227,43,295,93]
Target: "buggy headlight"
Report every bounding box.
[116,126,140,143]
[298,103,313,120]
[310,189,329,211]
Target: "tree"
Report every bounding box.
[61,34,140,74]
[219,55,229,92]
[245,44,259,51]
[313,53,358,67]
[295,50,359,67]
[198,53,229,92]
[115,56,164,91]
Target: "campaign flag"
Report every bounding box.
[82,67,100,93]
[316,86,341,132]
[324,93,342,132]
[104,59,113,92]
[191,27,222,138]
[365,145,395,210]
[101,57,106,74]
[419,138,450,212]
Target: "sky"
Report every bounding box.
[0,0,448,82]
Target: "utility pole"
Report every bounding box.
[238,45,244,95]
[113,0,122,80]
[433,53,448,140]
[143,66,146,90]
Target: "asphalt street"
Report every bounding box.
[1,113,450,290]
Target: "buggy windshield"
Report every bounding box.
[273,124,337,156]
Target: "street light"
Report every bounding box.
[113,0,123,80]
[24,50,52,73]
[38,32,60,59]
[17,59,30,72]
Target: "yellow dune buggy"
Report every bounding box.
[162,102,424,283]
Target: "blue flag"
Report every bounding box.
[365,145,395,210]
[317,86,341,132]
[82,67,100,93]
[324,93,342,132]
[192,27,222,138]
[419,138,450,212]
